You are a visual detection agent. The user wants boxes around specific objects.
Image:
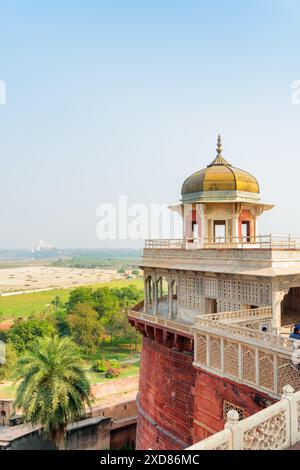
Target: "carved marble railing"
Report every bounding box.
[128,309,193,336]
[145,239,186,249]
[195,307,273,338]
[194,311,300,397]
[194,314,294,353]
[145,235,300,250]
[198,307,272,323]
[188,428,233,451]
[187,385,300,450]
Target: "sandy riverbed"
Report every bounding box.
[0,266,123,294]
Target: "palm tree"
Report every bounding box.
[14,335,92,449]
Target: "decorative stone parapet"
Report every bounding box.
[188,428,233,450]
[197,307,272,324]
[144,247,273,261]
[194,308,293,353]
[194,308,300,398]
[186,385,300,450]
[128,309,193,337]
[145,235,300,251]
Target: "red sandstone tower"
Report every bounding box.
[129,136,300,450]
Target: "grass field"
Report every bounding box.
[0,382,16,399]
[86,361,140,385]
[0,259,54,269]
[86,343,141,362]
[0,278,143,320]
[52,257,141,268]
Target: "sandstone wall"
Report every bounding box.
[136,335,276,450]
[136,336,195,450]
[193,369,275,442]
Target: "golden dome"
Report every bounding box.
[181,136,260,201]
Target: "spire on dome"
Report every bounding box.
[207,134,232,167]
[217,134,222,156]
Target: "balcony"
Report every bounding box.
[142,235,300,276]
[129,301,300,399]
[145,235,300,250]
[193,307,300,399]
[129,300,192,337]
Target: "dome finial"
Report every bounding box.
[216,134,222,157]
[207,134,231,167]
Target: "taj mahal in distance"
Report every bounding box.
[129,135,300,451]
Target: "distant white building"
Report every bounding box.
[30,240,56,253]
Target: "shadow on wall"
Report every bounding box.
[1,417,111,450]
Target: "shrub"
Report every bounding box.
[93,359,107,373]
[105,367,120,378]
[109,359,121,369]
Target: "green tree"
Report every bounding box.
[51,295,63,311]
[110,286,143,349]
[8,319,55,353]
[111,286,143,309]
[65,287,93,313]
[14,336,92,449]
[117,311,141,354]
[0,343,18,381]
[54,309,71,337]
[91,287,120,319]
[102,308,124,344]
[69,302,104,352]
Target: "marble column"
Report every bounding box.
[168,281,173,319]
[159,278,163,301]
[271,283,288,332]
[153,281,158,315]
[148,278,152,308]
[232,214,239,243]
[144,277,149,314]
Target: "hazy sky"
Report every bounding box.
[1,0,300,248]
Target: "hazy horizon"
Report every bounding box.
[1,1,300,249]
